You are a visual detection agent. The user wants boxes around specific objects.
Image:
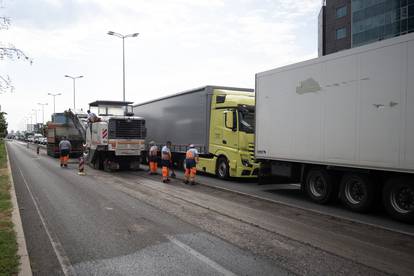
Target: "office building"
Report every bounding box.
[319,0,414,56]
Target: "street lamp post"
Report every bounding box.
[64,75,83,110]
[38,103,48,124]
[25,116,30,132]
[29,114,33,132]
[32,109,39,124]
[48,92,62,114]
[107,31,139,102]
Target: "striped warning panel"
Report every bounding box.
[102,129,108,139]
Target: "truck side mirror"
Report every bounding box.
[224,111,237,131]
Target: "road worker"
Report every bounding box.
[148,141,159,175]
[59,136,71,167]
[86,110,99,138]
[184,144,199,185]
[161,141,172,183]
[87,110,98,123]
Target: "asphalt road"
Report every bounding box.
[7,141,414,276]
[144,165,414,236]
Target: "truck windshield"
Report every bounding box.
[238,105,255,134]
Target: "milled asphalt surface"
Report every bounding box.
[7,140,414,275]
[142,166,414,236]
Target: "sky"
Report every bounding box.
[1,0,321,131]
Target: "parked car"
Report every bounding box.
[34,134,43,144]
[40,137,47,145]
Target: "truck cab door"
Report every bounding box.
[223,109,238,149]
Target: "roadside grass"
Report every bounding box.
[0,140,19,276]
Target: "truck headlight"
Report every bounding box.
[241,159,250,167]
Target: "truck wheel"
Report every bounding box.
[383,178,414,223]
[305,168,337,204]
[93,155,102,170]
[216,157,229,179]
[340,173,375,212]
[103,159,114,172]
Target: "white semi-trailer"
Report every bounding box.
[255,33,414,223]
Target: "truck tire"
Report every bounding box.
[103,159,112,172]
[93,155,102,170]
[305,168,337,204]
[216,157,229,179]
[340,173,375,212]
[382,178,414,223]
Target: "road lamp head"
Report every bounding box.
[48,92,61,96]
[107,31,123,38]
[65,75,83,79]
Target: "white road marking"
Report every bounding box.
[18,167,74,276]
[166,235,237,276]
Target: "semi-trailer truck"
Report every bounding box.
[255,33,414,223]
[133,86,259,179]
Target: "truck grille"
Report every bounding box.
[248,143,256,161]
[108,119,146,139]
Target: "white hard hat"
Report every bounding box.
[189,144,195,148]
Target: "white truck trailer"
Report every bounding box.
[255,33,414,223]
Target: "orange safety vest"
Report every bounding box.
[186,148,198,159]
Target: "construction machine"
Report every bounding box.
[46,112,84,158]
[67,101,146,171]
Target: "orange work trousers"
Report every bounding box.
[185,167,197,182]
[149,161,158,173]
[60,155,69,165]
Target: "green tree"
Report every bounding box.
[0,111,8,138]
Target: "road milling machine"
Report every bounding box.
[67,101,146,171]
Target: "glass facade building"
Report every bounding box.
[352,0,414,47]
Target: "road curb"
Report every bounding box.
[5,143,33,276]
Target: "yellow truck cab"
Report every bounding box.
[133,86,259,179]
[200,90,258,178]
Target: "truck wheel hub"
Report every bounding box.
[345,180,365,204]
[310,176,326,197]
[392,187,414,213]
[218,163,227,176]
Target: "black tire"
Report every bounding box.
[93,154,102,170]
[382,178,414,223]
[305,168,337,204]
[340,173,375,212]
[103,159,112,172]
[216,157,229,179]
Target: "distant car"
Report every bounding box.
[27,136,34,143]
[40,137,47,145]
[34,134,43,144]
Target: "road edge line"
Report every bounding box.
[5,143,33,276]
[17,166,74,276]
